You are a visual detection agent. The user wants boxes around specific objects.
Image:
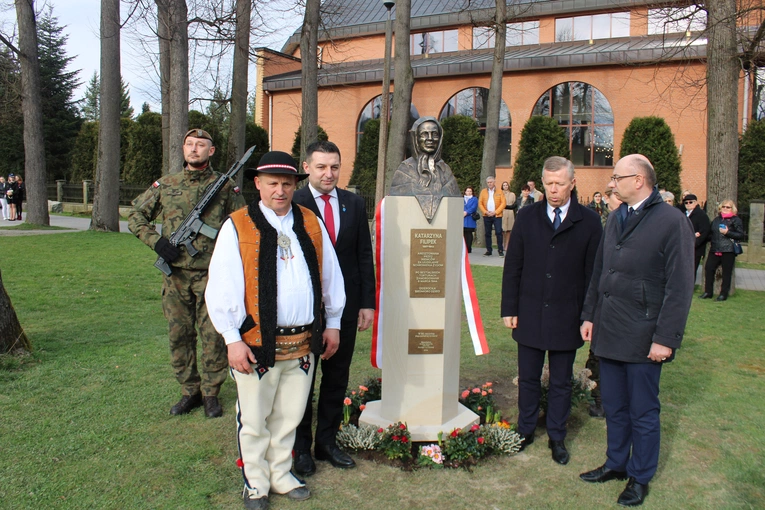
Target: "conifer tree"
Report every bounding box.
[510,116,570,193]
[619,116,682,198]
[441,115,484,193]
[738,119,765,217]
[349,118,380,198]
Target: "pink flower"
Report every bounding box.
[470,424,480,433]
[359,404,366,411]
[488,389,493,394]
[472,388,481,394]
[477,406,483,411]
[482,391,487,396]
[392,435,400,441]
[485,382,493,387]
[359,385,369,392]
[402,437,408,443]
[343,397,352,406]
[450,429,460,438]
[461,390,470,399]
[351,391,357,395]
[378,428,384,433]
[477,437,485,445]
[399,423,406,430]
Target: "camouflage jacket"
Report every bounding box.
[128,166,247,270]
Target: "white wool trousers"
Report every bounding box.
[232,353,315,498]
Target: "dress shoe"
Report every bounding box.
[548,439,570,465]
[284,486,311,501]
[203,396,223,418]
[517,432,534,452]
[716,294,727,301]
[617,477,649,506]
[170,393,202,415]
[588,402,606,418]
[498,250,504,257]
[293,450,316,477]
[699,292,713,299]
[580,464,628,483]
[483,252,492,256]
[314,443,356,469]
[243,494,269,510]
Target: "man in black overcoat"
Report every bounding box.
[501,156,602,465]
[683,194,711,274]
[579,155,694,506]
[292,141,376,475]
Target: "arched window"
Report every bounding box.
[439,88,512,166]
[356,94,419,149]
[531,82,614,167]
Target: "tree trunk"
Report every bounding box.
[227,0,250,185]
[480,0,506,184]
[15,0,49,226]
[385,0,413,194]
[90,0,121,232]
[300,0,320,164]
[706,0,739,217]
[167,0,188,174]
[157,0,171,176]
[0,269,31,354]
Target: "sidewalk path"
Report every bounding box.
[0,213,130,236]
[467,251,765,292]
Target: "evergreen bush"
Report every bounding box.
[349,118,379,198]
[510,116,570,193]
[441,115,483,193]
[738,119,765,218]
[291,125,329,160]
[619,116,682,198]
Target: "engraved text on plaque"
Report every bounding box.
[408,329,445,354]
[410,229,447,297]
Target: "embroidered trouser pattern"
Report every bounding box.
[233,354,315,498]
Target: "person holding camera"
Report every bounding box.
[700,199,745,302]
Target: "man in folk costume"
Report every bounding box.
[206,151,345,509]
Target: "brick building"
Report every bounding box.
[254,0,754,202]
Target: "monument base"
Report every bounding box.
[359,400,479,442]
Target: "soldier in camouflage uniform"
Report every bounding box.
[128,129,247,418]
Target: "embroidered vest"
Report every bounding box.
[229,202,324,367]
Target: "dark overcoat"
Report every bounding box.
[581,189,695,363]
[501,199,602,351]
[687,205,711,257]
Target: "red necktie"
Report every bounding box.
[320,194,336,245]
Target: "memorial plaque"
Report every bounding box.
[408,329,444,354]
[410,229,447,297]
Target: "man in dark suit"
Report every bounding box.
[580,155,694,506]
[292,141,376,476]
[501,156,602,465]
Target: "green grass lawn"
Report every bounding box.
[0,233,763,509]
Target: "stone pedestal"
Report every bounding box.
[359,196,478,441]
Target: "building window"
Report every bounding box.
[648,7,707,35]
[473,21,540,49]
[412,29,459,55]
[356,94,419,150]
[439,87,512,167]
[531,82,614,167]
[555,12,630,42]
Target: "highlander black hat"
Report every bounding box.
[244,151,308,181]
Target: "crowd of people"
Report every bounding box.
[0,173,24,221]
[126,128,746,509]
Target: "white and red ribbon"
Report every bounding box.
[371,198,488,369]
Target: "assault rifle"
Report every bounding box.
[154,145,256,276]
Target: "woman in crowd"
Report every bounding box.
[587,191,610,228]
[0,176,9,221]
[463,186,478,253]
[515,184,534,211]
[501,181,516,254]
[700,199,745,302]
[6,174,17,221]
[661,191,675,206]
[12,175,24,220]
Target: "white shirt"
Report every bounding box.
[628,196,650,212]
[308,183,339,240]
[486,188,496,213]
[205,202,346,345]
[547,198,572,224]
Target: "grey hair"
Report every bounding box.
[542,156,575,180]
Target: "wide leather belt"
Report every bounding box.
[276,324,312,336]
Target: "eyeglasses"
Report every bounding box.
[684,200,695,204]
[721,205,732,209]
[609,174,638,183]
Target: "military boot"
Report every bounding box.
[170,393,203,415]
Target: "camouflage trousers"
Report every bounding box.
[162,269,228,397]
